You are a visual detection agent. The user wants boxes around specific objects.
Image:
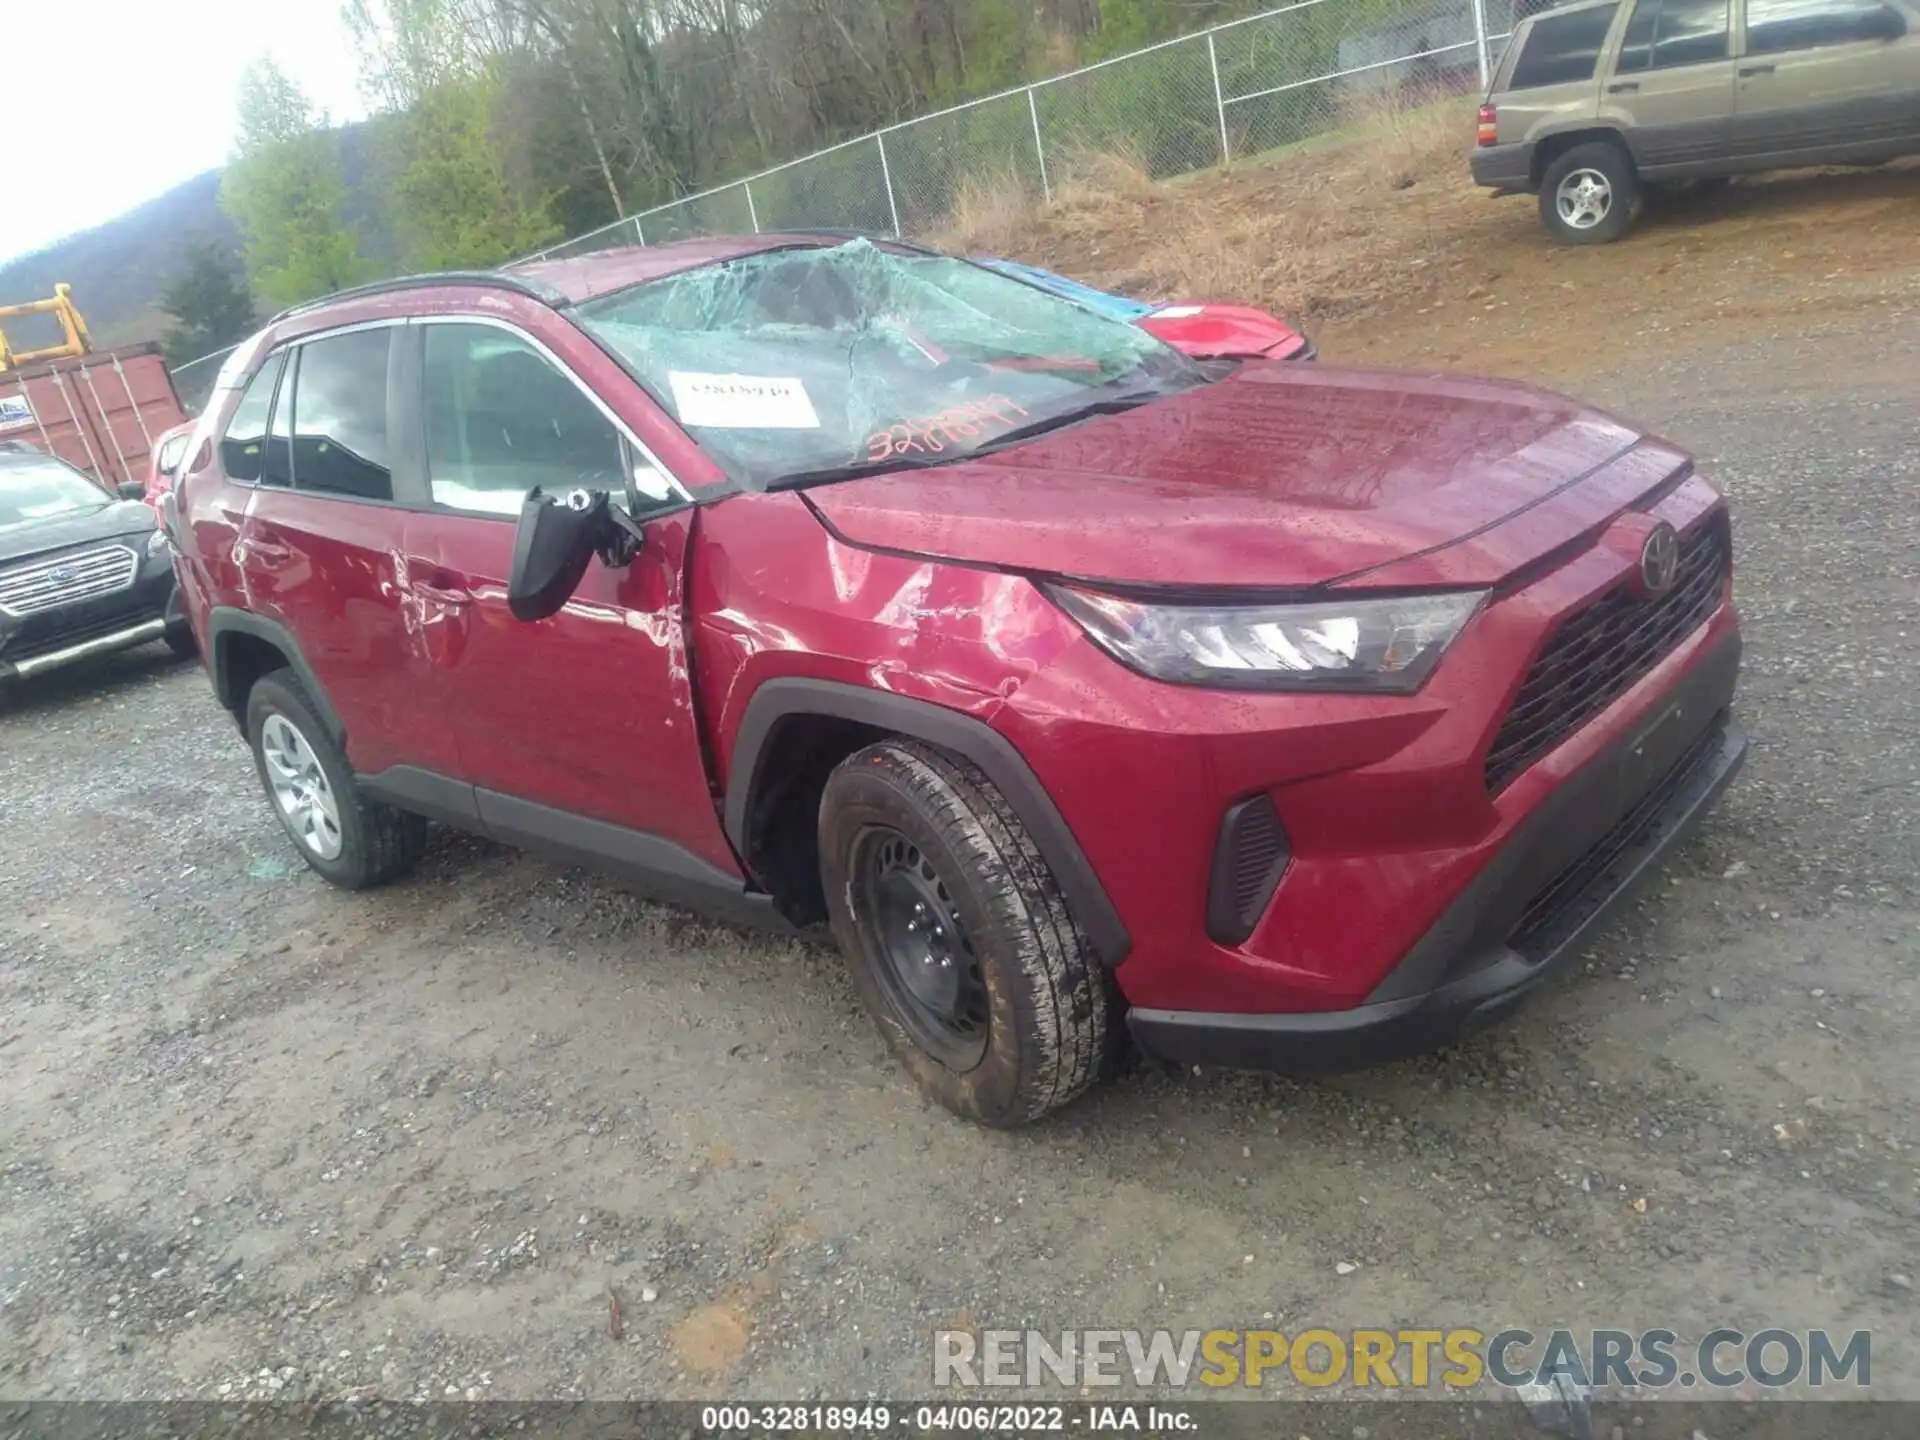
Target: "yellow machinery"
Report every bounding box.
[0,284,94,371]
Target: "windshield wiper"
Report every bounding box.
[973,389,1168,454]
[765,449,976,492]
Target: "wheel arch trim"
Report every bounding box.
[723,678,1131,967]
[207,607,345,747]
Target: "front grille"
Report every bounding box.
[0,543,140,617]
[1486,513,1729,792]
[1205,795,1290,946]
[1507,715,1726,961]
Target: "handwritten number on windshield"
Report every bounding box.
[866,395,1030,463]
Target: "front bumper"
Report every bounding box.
[1130,632,1745,1072]
[0,559,181,682]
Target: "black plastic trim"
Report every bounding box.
[1204,795,1290,947]
[356,767,787,929]
[206,608,345,745]
[357,765,481,826]
[1130,629,1745,1073]
[475,789,787,931]
[724,678,1130,966]
[1469,140,1534,191]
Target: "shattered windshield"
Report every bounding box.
[573,239,1202,490]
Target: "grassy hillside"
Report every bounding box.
[0,124,390,359]
[0,172,237,351]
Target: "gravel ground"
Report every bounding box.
[1,240,1915,1407]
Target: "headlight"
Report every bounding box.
[1046,585,1485,693]
[146,529,172,558]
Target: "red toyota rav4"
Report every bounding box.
[168,235,1745,1127]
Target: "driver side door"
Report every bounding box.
[398,317,743,882]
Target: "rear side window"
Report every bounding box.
[1746,0,1907,53]
[218,353,284,484]
[1617,0,1730,71]
[289,330,394,501]
[1508,3,1622,88]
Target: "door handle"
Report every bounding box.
[233,539,293,567]
[409,569,474,606]
[1739,63,1776,77]
[1607,81,1640,93]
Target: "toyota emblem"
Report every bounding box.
[1637,522,1680,599]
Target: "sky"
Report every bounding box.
[0,0,367,265]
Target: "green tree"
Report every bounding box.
[349,0,559,270]
[221,57,369,310]
[384,69,560,269]
[158,242,258,366]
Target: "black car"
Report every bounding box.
[0,446,192,684]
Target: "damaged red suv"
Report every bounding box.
[167,235,1744,1126]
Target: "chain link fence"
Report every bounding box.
[172,0,1512,408]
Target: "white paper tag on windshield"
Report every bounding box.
[1151,304,1206,319]
[669,372,820,429]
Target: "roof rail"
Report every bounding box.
[269,270,571,326]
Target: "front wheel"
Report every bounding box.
[819,740,1112,1127]
[1539,142,1640,245]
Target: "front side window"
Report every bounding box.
[573,238,1200,492]
[0,455,110,530]
[1509,3,1623,88]
[1746,0,1907,53]
[423,324,629,515]
[219,352,284,484]
[289,329,394,501]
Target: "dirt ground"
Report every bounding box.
[1,150,1916,1407]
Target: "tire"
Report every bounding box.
[164,625,197,659]
[819,739,1111,1127]
[1538,141,1639,245]
[244,669,426,890]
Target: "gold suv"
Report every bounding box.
[1471,0,1920,241]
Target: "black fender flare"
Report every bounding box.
[207,607,346,746]
[723,678,1130,967]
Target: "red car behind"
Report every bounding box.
[167,235,1744,1126]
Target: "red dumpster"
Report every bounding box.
[0,343,189,492]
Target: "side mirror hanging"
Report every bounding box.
[508,487,607,621]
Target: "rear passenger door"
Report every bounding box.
[1733,0,1918,160]
[1608,0,1739,171]
[240,325,460,779]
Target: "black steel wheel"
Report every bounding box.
[852,826,990,1070]
[819,738,1112,1127]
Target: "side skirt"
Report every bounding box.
[359,765,792,933]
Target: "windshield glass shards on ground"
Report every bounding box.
[572,239,1202,490]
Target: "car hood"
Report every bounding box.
[804,365,1685,590]
[0,500,157,566]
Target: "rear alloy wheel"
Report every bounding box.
[245,670,427,889]
[1539,142,1639,245]
[820,740,1111,1127]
